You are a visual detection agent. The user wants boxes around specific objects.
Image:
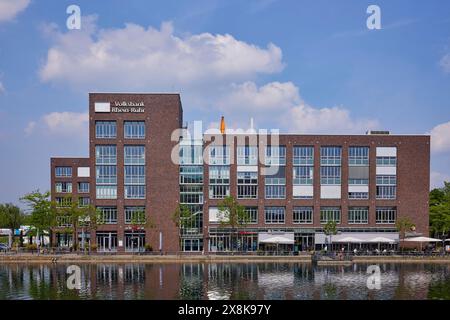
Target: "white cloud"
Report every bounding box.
[217,81,379,134]
[40,18,284,91]
[0,0,30,22]
[25,112,89,137]
[440,53,450,73]
[24,121,36,136]
[431,171,450,189]
[429,121,450,153]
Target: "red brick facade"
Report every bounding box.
[51,93,430,253]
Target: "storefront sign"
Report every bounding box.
[111,101,145,113]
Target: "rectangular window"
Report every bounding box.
[180,185,203,204]
[376,175,397,185]
[320,207,341,224]
[209,185,230,199]
[237,146,258,165]
[293,166,313,185]
[349,147,369,165]
[348,207,369,224]
[264,207,285,224]
[265,146,286,165]
[78,182,89,193]
[376,207,396,224]
[237,171,258,199]
[96,186,117,199]
[265,166,286,199]
[124,146,145,165]
[209,166,230,199]
[55,182,72,193]
[264,185,286,199]
[293,206,313,224]
[56,197,72,207]
[320,147,342,165]
[376,186,396,199]
[293,146,314,165]
[209,146,230,165]
[124,166,145,185]
[348,178,369,185]
[97,207,117,224]
[95,145,117,165]
[179,145,203,165]
[180,166,203,184]
[124,121,145,139]
[125,207,146,224]
[95,121,116,139]
[55,167,72,177]
[376,156,397,166]
[244,207,258,224]
[348,192,369,200]
[57,215,72,227]
[96,166,117,184]
[320,166,341,185]
[124,185,146,199]
[78,197,90,207]
[376,175,396,199]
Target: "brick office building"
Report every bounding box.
[51,93,430,253]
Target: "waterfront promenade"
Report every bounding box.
[2,252,450,264]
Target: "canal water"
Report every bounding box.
[0,263,449,300]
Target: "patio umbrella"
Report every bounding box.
[259,235,294,253]
[259,235,295,245]
[368,236,396,251]
[402,236,442,242]
[335,236,363,243]
[402,236,442,251]
[335,236,363,251]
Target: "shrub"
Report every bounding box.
[26,243,37,251]
[144,243,153,252]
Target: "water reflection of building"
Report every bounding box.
[2,263,449,300]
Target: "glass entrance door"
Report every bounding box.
[96,232,118,252]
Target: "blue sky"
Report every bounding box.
[1,0,450,205]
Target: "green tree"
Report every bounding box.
[396,217,415,243]
[57,198,100,251]
[172,204,198,250]
[0,203,25,246]
[128,208,155,252]
[323,220,337,251]
[20,190,56,249]
[218,196,249,252]
[429,181,450,241]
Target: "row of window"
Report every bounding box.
[57,206,146,225]
[55,197,90,207]
[95,121,145,139]
[220,206,397,224]
[95,145,145,165]
[95,186,146,200]
[179,146,397,166]
[95,145,146,199]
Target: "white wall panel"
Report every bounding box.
[376,147,397,157]
[320,186,341,199]
[94,102,111,112]
[376,166,396,175]
[293,185,314,197]
[77,167,90,177]
[348,185,369,193]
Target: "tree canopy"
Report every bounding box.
[429,181,450,239]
